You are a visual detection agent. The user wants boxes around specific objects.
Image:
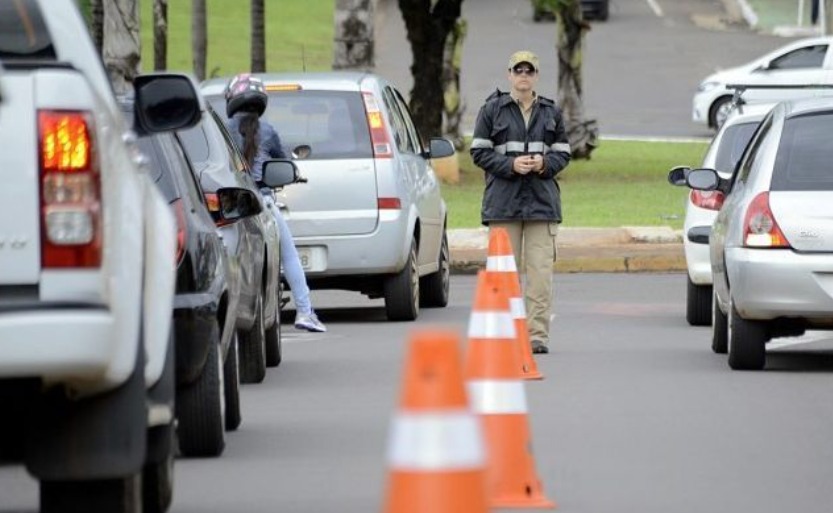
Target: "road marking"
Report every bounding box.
[646,0,663,17]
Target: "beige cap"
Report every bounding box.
[508,50,540,71]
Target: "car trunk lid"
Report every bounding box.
[770,192,833,252]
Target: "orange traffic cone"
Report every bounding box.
[487,227,545,380]
[465,271,556,509]
[382,330,489,513]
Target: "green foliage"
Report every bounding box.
[139,0,335,75]
[445,139,708,229]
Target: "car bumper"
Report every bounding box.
[684,236,712,285]
[727,247,833,321]
[173,293,219,385]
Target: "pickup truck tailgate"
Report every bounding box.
[0,73,41,284]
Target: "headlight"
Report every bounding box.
[697,81,721,93]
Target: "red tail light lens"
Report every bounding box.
[743,192,789,248]
[171,199,187,264]
[38,111,102,268]
[377,197,401,210]
[690,190,724,211]
[362,92,393,159]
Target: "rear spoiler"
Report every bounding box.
[725,83,833,114]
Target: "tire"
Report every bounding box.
[384,240,420,321]
[142,434,173,513]
[41,475,141,513]
[265,302,282,368]
[728,299,768,370]
[224,333,242,431]
[238,293,267,384]
[711,290,728,354]
[709,95,733,130]
[686,276,712,326]
[176,339,225,457]
[420,231,450,308]
[597,4,609,21]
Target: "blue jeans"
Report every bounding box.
[261,191,312,316]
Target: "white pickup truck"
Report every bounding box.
[0,1,201,512]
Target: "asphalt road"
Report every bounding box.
[376,0,799,138]
[3,274,833,513]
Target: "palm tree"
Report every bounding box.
[333,0,374,70]
[153,0,168,71]
[102,0,140,95]
[251,0,266,72]
[192,0,207,81]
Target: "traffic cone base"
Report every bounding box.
[386,472,489,513]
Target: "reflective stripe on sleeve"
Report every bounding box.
[552,142,572,154]
[527,142,546,153]
[468,311,516,339]
[509,297,526,319]
[467,380,528,414]
[486,255,517,272]
[388,411,485,470]
[471,138,494,149]
[505,141,525,153]
[494,144,507,154]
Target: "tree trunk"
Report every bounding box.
[103,0,141,96]
[441,19,466,149]
[554,0,598,159]
[192,0,207,81]
[333,0,375,70]
[251,0,266,72]
[397,0,464,141]
[90,0,104,55]
[153,0,168,71]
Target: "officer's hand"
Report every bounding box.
[513,156,533,175]
[531,154,545,173]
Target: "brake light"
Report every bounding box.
[690,190,724,211]
[743,192,789,248]
[38,111,102,268]
[171,199,187,264]
[378,197,401,210]
[204,192,233,227]
[362,92,393,159]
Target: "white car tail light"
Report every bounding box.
[362,92,393,159]
[690,190,724,211]
[38,111,102,268]
[743,192,789,248]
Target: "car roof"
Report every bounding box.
[724,102,777,125]
[782,96,833,117]
[201,71,380,97]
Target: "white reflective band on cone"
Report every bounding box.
[509,297,526,319]
[468,311,516,339]
[467,380,528,414]
[486,255,517,272]
[388,411,486,470]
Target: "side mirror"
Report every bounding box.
[262,159,300,188]
[686,168,720,191]
[667,165,691,186]
[133,73,201,136]
[214,187,262,223]
[427,137,455,159]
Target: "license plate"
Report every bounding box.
[296,246,325,272]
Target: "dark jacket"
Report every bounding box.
[470,89,571,224]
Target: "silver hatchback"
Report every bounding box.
[677,97,833,370]
[202,72,455,321]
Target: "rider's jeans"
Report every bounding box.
[261,190,312,315]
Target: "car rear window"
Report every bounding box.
[0,0,56,60]
[713,122,758,173]
[208,90,372,160]
[771,112,833,191]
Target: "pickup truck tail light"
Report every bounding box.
[38,111,102,268]
[743,192,789,248]
[690,190,724,211]
[362,92,393,159]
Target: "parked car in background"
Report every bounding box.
[692,36,833,130]
[201,72,456,321]
[531,0,609,21]
[177,104,283,384]
[669,102,773,327]
[671,97,833,370]
[0,1,200,511]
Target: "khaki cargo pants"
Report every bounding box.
[489,221,559,346]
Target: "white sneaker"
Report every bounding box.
[294,312,327,332]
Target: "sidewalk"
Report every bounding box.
[449,227,686,274]
[731,0,822,36]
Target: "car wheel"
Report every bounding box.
[686,276,712,326]
[384,240,420,321]
[224,332,242,431]
[265,301,282,368]
[596,1,609,21]
[709,96,733,130]
[727,299,768,370]
[41,475,141,513]
[142,427,174,513]
[711,290,728,354]
[420,231,450,308]
[238,293,267,384]
[176,338,225,457]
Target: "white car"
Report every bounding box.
[692,36,833,129]
[673,103,773,326]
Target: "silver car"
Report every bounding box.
[201,72,456,321]
[679,97,833,370]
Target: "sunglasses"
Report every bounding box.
[512,66,536,76]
